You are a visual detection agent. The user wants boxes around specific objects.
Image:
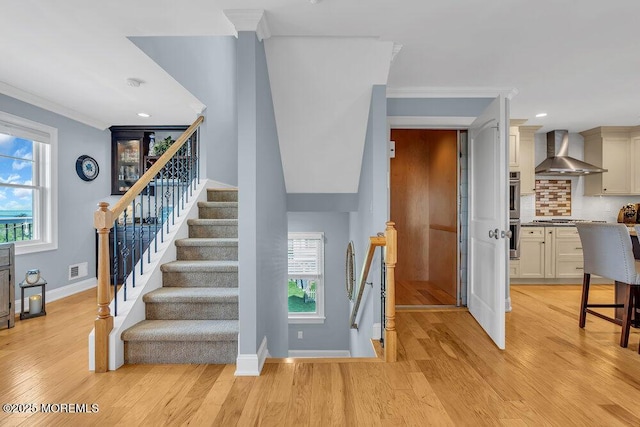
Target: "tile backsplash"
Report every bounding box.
[535,179,571,216]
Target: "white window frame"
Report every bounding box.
[0,111,58,254]
[288,232,325,324]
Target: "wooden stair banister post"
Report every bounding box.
[94,202,114,372]
[384,221,397,362]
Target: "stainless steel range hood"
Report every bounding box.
[534,130,607,176]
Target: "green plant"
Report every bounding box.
[153,136,175,156]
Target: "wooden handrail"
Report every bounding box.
[348,222,397,363]
[92,115,204,373]
[349,235,386,329]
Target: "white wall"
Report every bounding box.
[0,93,110,295]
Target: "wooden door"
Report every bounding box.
[390,129,458,305]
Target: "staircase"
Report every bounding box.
[121,188,239,364]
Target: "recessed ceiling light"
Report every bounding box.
[137,112,151,118]
[309,0,322,3]
[535,113,548,118]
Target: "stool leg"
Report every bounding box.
[620,283,633,347]
[579,273,591,328]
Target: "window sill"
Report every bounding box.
[15,241,58,255]
[288,316,326,324]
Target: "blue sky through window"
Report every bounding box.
[0,132,34,214]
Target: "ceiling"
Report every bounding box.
[1,1,639,133]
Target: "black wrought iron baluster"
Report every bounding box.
[131,201,137,289]
[171,156,176,226]
[138,194,144,275]
[154,175,159,250]
[160,166,165,243]
[121,207,129,304]
[113,223,119,314]
[174,154,180,218]
[165,188,171,235]
[146,183,152,264]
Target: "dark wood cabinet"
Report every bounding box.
[0,243,15,330]
[110,125,188,195]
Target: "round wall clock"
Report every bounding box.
[76,155,99,181]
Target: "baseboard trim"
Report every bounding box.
[14,277,97,313]
[235,336,268,376]
[287,350,351,358]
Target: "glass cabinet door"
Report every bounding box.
[113,136,141,194]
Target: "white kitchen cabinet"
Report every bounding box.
[509,126,519,168]
[519,227,546,278]
[554,227,584,278]
[509,123,540,195]
[515,226,583,280]
[581,126,640,196]
[509,259,521,278]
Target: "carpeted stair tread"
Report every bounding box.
[143,287,238,303]
[197,201,238,208]
[187,219,238,226]
[175,238,238,247]
[161,260,238,272]
[122,320,239,342]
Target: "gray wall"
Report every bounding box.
[0,94,111,295]
[237,32,288,358]
[348,85,388,357]
[130,36,238,186]
[287,212,350,352]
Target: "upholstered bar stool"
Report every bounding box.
[576,223,640,349]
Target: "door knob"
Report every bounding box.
[488,228,499,239]
[503,230,513,239]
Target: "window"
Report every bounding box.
[288,232,324,323]
[0,111,57,254]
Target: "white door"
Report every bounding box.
[468,96,508,349]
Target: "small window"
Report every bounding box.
[0,111,57,254]
[288,232,324,324]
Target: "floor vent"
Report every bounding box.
[69,262,88,280]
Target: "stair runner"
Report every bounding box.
[121,188,239,364]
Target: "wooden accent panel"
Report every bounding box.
[428,228,457,297]
[390,129,431,281]
[391,129,457,302]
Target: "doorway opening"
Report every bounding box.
[390,129,460,306]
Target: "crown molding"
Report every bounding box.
[386,86,519,100]
[223,9,271,41]
[0,81,109,130]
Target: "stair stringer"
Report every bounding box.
[88,179,234,371]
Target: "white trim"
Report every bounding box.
[288,350,351,358]
[0,82,109,130]
[288,316,325,324]
[235,336,269,376]
[386,86,519,100]
[15,277,96,313]
[0,110,59,255]
[223,9,271,41]
[372,322,382,340]
[388,116,476,129]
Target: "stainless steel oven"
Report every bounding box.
[509,219,521,259]
[509,171,520,219]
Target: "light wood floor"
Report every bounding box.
[396,280,456,305]
[1,285,640,426]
